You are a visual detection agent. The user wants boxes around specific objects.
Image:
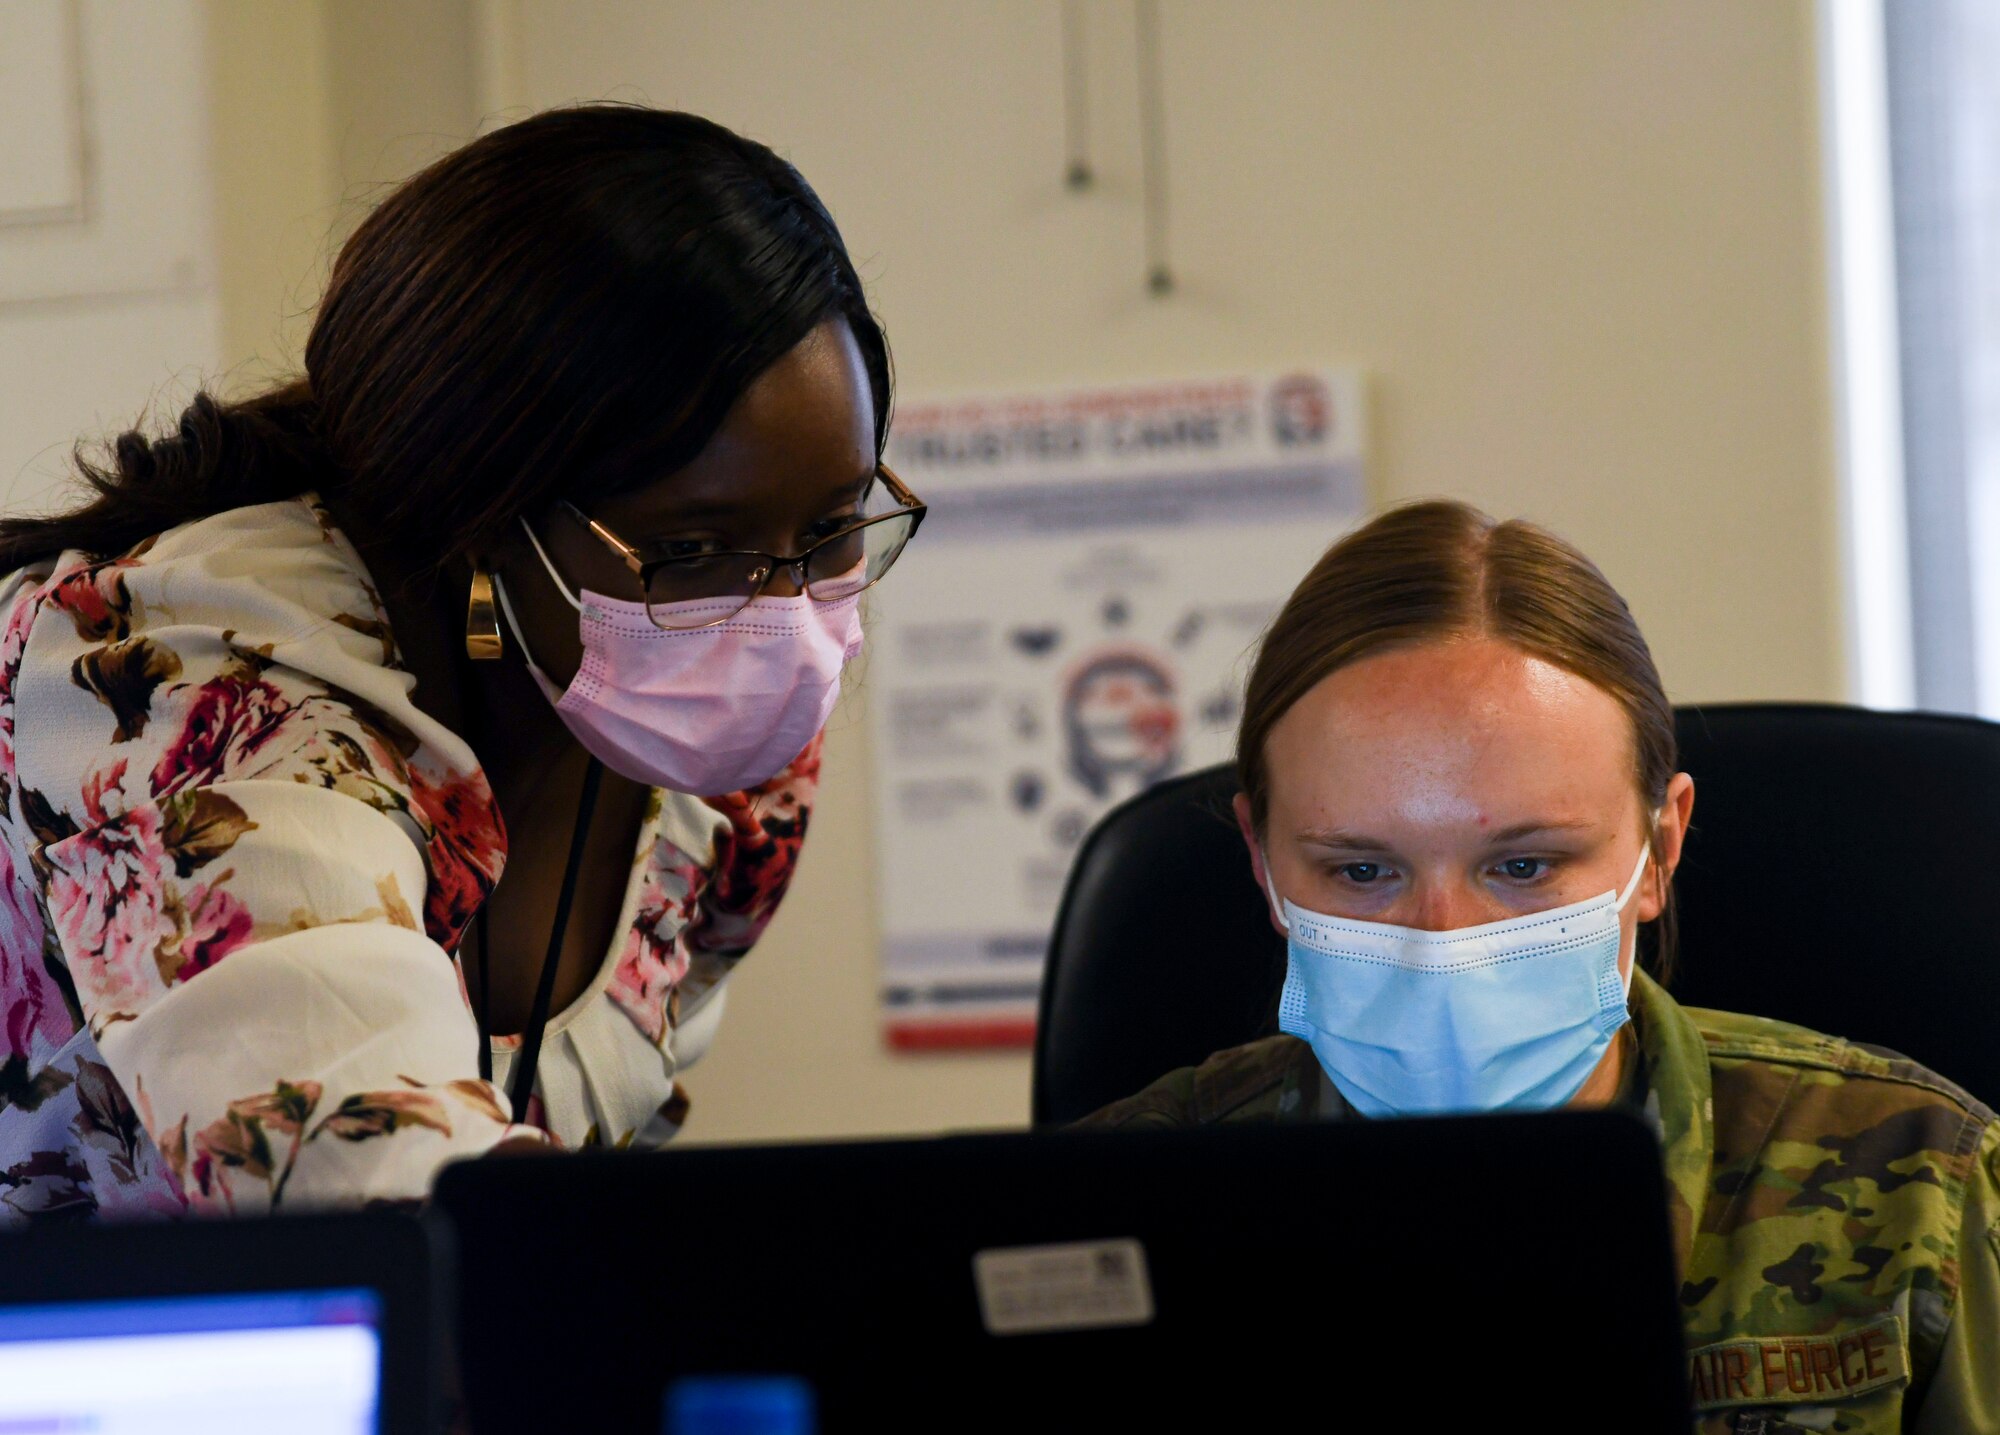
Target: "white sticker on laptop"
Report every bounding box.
[972,1238,1156,1336]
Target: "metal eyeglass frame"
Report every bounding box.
[559,463,927,631]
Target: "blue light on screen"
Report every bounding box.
[0,1288,382,1435]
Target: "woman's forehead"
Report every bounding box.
[594,321,875,529]
[1265,637,1637,820]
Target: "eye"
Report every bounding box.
[654,537,726,561]
[1338,862,1384,884]
[1495,857,1550,882]
[804,510,862,544]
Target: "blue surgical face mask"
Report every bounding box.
[1262,841,1652,1118]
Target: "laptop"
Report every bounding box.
[436,1110,1691,1432]
[0,1211,441,1435]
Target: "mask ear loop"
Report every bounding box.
[491,572,533,655]
[1258,850,1291,935]
[1613,811,1664,995]
[1615,806,1667,912]
[1613,839,1654,912]
[491,538,568,699]
[518,517,583,613]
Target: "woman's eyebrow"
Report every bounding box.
[633,468,877,529]
[1296,820,1596,851]
[642,495,740,523]
[1481,820,1595,845]
[825,466,877,504]
[1296,827,1392,853]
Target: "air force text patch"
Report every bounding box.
[1686,1315,1909,1411]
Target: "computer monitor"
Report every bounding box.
[436,1110,1692,1432]
[0,1212,439,1435]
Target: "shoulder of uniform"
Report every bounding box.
[1074,1035,1310,1129]
[1186,1035,1315,1122]
[1688,1004,1997,1126]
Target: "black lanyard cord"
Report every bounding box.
[474,905,493,1084]
[504,755,605,1124]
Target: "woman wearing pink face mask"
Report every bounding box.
[0,106,921,1219]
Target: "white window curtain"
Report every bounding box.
[1885,0,2000,713]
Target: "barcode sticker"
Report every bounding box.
[972,1238,1156,1337]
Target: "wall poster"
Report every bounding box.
[870,371,1366,1049]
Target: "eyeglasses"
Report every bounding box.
[562,464,927,631]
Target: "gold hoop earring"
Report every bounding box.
[466,568,503,660]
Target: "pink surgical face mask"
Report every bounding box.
[494,522,864,796]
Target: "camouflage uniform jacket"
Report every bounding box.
[1081,970,2000,1432]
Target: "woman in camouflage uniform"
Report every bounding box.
[1085,501,1997,1432]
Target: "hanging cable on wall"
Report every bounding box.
[1062,0,1093,190]
[1135,0,1172,295]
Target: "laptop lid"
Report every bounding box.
[437,1110,1690,1432]
[0,1211,440,1435]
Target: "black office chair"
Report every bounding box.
[1033,703,2000,1126]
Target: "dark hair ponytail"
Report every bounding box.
[0,105,891,574]
[0,382,332,570]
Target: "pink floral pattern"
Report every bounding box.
[407,763,506,953]
[147,653,312,797]
[607,743,820,1044]
[40,773,260,1032]
[0,836,66,1062]
[44,560,141,644]
[0,497,818,1221]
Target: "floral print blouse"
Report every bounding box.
[0,496,818,1221]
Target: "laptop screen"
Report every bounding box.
[0,1288,382,1434]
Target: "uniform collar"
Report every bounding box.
[1629,967,1714,1271]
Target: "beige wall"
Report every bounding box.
[1,0,220,515]
[207,0,335,390]
[207,0,1841,1142]
[207,0,483,388]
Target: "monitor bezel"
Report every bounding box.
[0,1211,442,1435]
